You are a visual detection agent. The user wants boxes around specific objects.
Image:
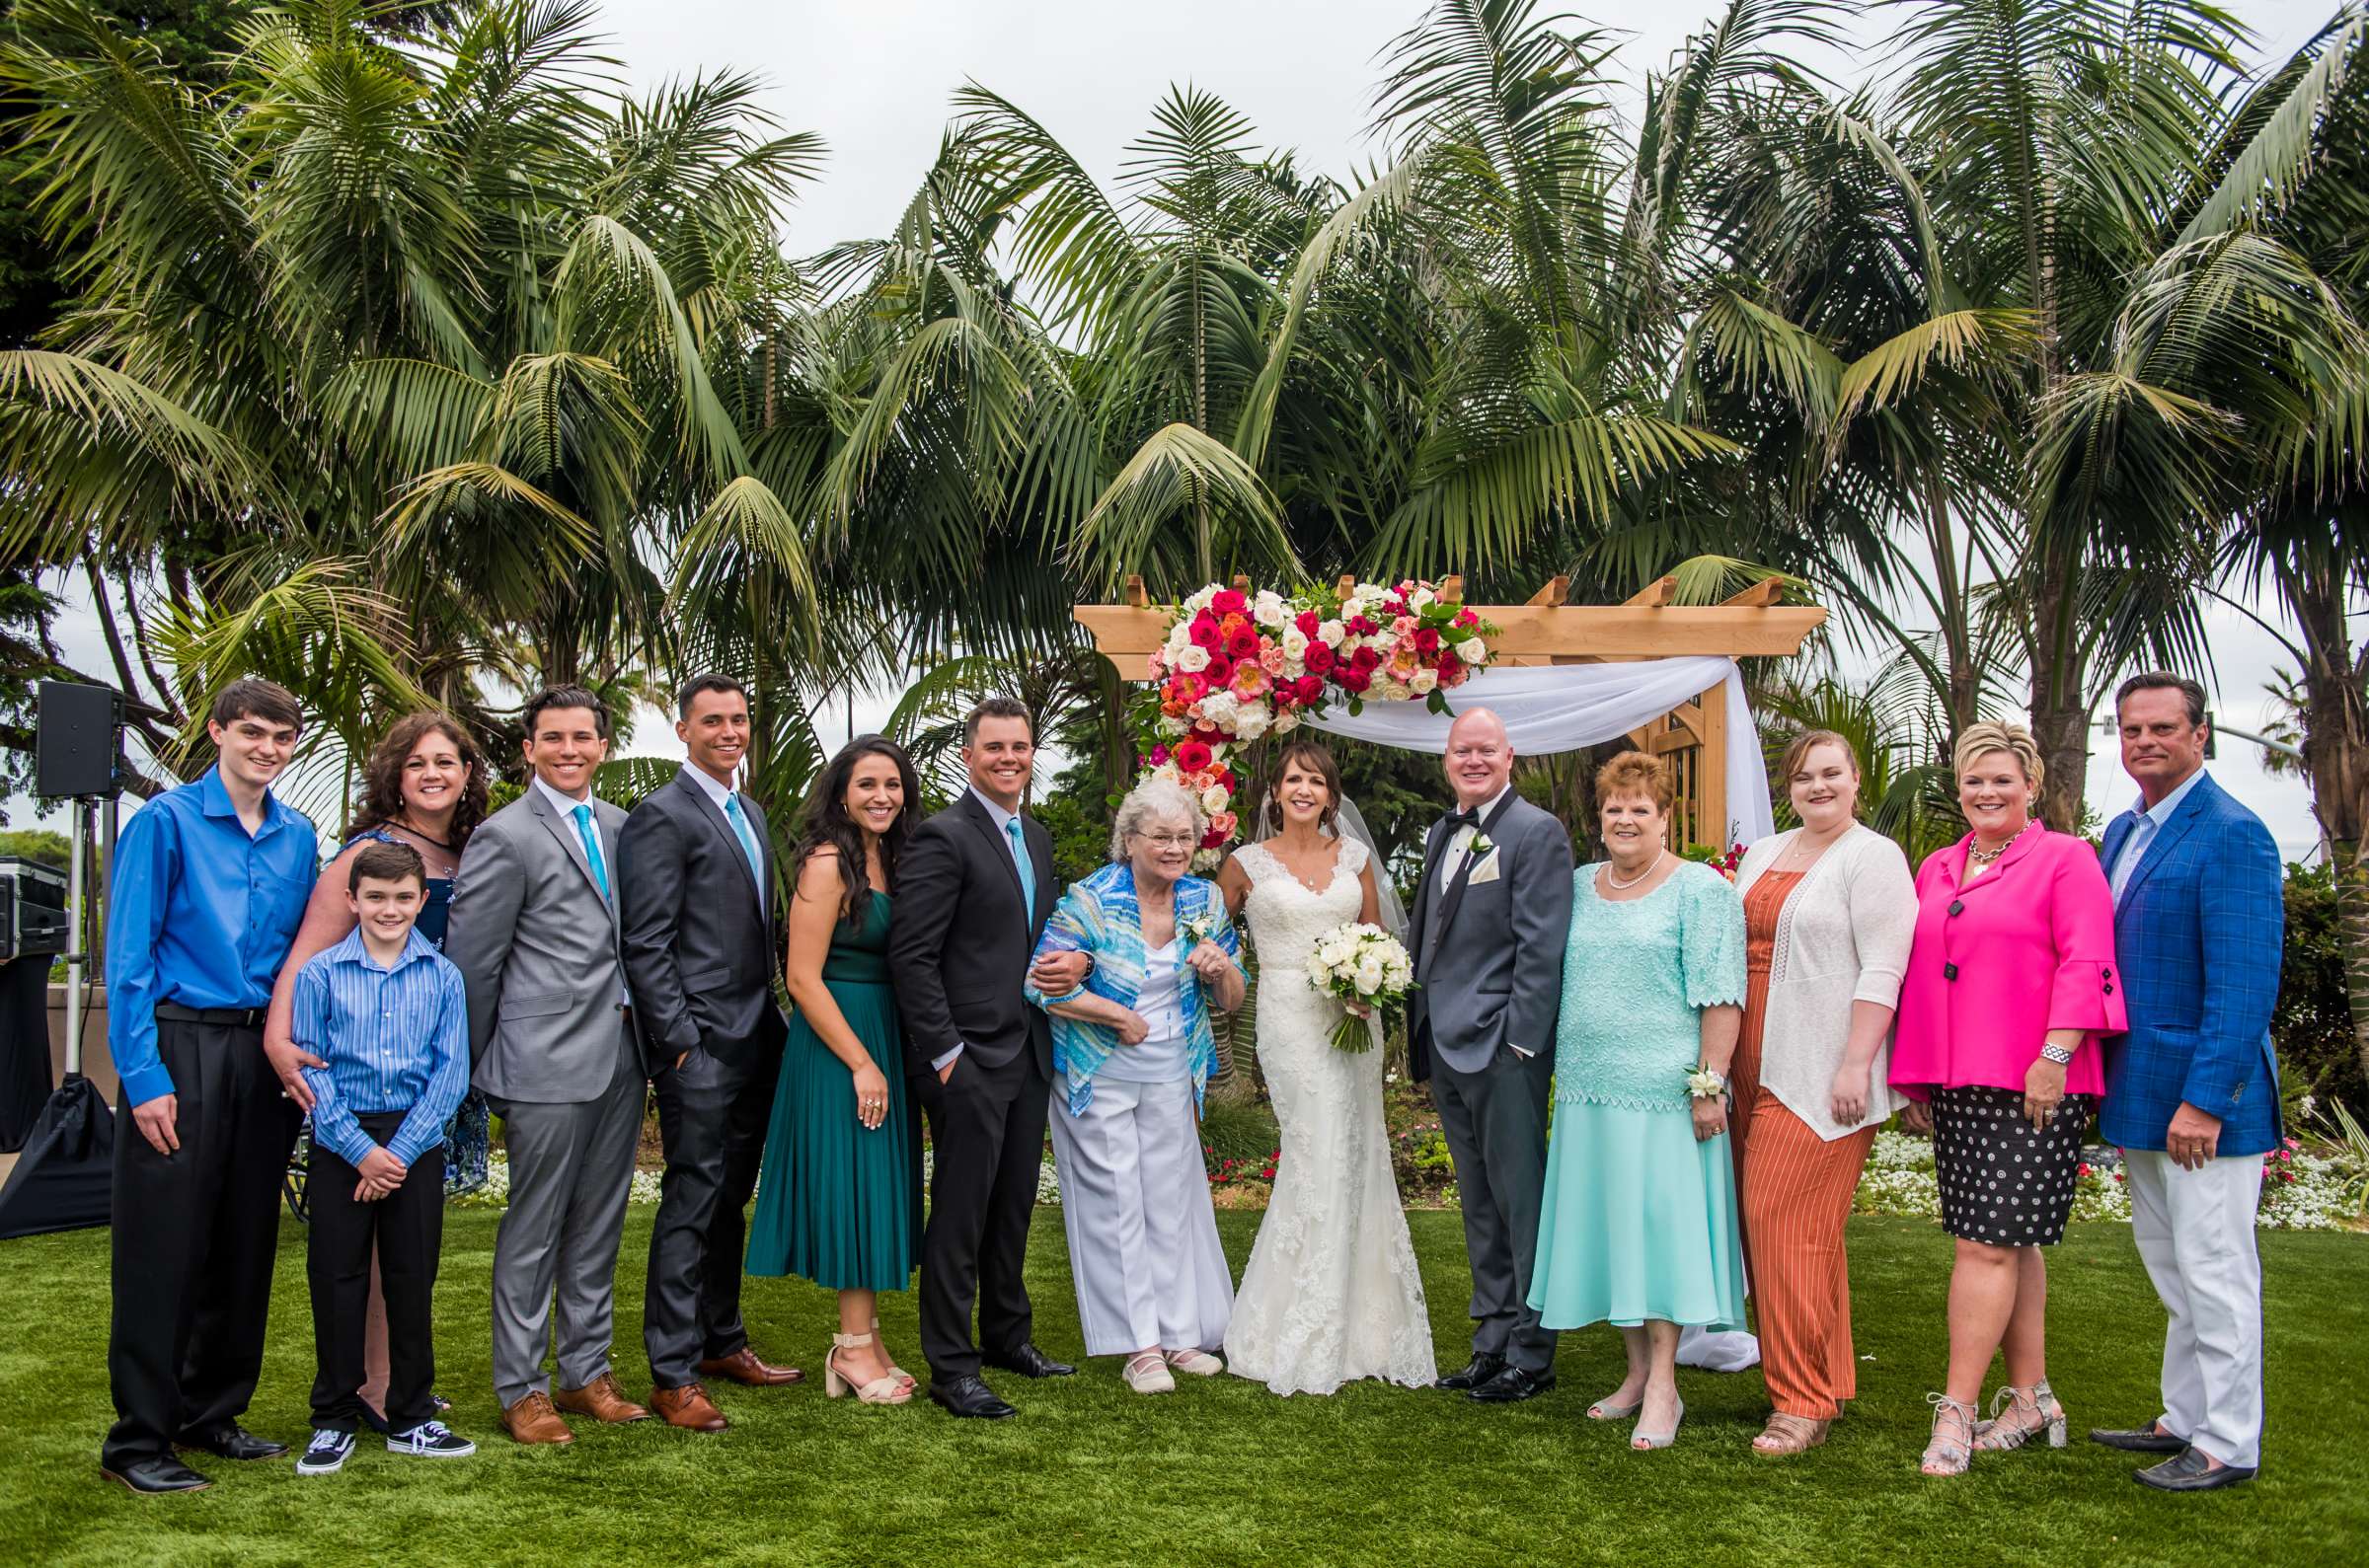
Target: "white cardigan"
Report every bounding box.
[1732,824,1917,1141]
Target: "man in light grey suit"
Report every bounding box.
[1406,708,1573,1404]
[446,686,652,1445]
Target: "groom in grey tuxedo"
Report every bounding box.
[447,686,652,1445]
[1407,708,1573,1403]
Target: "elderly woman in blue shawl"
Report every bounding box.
[1027,776,1247,1394]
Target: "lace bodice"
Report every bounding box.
[1553,861,1748,1111]
[1223,835,1432,1395]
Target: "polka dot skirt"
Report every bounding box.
[1931,1083,2098,1246]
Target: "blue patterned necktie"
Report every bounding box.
[1006,817,1035,924]
[573,802,611,901]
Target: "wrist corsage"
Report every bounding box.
[1686,1065,1727,1099]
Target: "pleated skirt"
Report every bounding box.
[745,976,922,1293]
[1527,1100,1747,1332]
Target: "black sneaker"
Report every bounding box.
[296,1430,355,1476]
[387,1420,475,1458]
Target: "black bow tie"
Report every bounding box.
[1449,807,1481,830]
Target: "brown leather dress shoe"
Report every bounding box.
[699,1346,804,1387]
[501,1391,575,1446]
[652,1383,729,1433]
[554,1373,651,1424]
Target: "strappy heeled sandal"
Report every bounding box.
[1922,1393,1976,1476]
[1974,1380,2067,1452]
[823,1332,912,1405]
[871,1314,916,1387]
[1752,1412,1831,1456]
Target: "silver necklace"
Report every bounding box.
[1604,849,1665,890]
[1967,820,2033,867]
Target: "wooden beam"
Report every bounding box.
[1123,573,1149,609]
[1697,679,1728,849]
[1336,574,1356,599]
[1527,575,1570,607]
[1719,575,1785,608]
[1440,574,1464,604]
[1231,573,1251,594]
[1625,575,1676,608]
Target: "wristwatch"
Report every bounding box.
[2039,1042,2075,1067]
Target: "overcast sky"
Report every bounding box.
[23,1,2355,857]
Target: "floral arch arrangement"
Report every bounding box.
[1135,580,1497,865]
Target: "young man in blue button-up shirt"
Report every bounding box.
[100,679,318,1496]
[288,840,474,1475]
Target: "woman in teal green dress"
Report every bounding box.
[747,737,927,1404]
[1529,750,1748,1451]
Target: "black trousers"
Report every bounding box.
[914,1046,1048,1379]
[103,1015,301,1468]
[644,1035,782,1387]
[308,1113,445,1433]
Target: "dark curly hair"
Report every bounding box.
[351,711,491,852]
[795,735,923,926]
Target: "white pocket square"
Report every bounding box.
[1468,853,1502,885]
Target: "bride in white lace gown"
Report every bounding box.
[1217,744,1436,1395]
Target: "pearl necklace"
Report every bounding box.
[1604,849,1665,890]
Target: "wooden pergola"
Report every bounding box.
[1075,572,1827,851]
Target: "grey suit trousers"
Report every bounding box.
[489,1021,646,1406]
[1429,1035,1557,1375]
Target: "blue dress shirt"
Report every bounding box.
[2108,766,2209,905]
[104,768,319,1108]
[291,926,471,1170]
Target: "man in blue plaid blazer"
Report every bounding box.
[2090,673,2283,1493]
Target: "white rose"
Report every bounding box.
[1200,784,1230,815]
[1253,590,1288,628]
[1281,627,1309,659]
[1339,597,1367,625]
[1317,619,1345,646]
[1184,586,1217,615]
[1457,637,1487,664]
[1273,709,1301,733]
[1410,667,1439,694]
[1176,643,1210,673]
[1154,762,1184,784]
[1353,958,1384,994]
[1411,586,1435,609]
[1232,706,1270,741]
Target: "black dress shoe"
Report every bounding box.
[929,1374,1017,1420]
[1435,1354,1507,1392]
[175,1425,287,1462]
[1470,1366,1557,1403]
[2092,1423,2188,1454]
[2135,1448,2257,1492]
[102,1457,213,1495]
[985,1343,1077,1379]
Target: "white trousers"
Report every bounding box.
[2124,1148,2265,1468]
[1049,1077,1235,1358]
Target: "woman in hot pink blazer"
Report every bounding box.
[1891,722,2125,1478]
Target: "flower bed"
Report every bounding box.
[1850,1132,2356,1232]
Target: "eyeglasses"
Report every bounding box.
[1136,832,1198,851]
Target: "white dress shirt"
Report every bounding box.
[532,775,627,1003]
[681,762,764,916]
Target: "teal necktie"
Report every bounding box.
[724,791,765,907]
[573,802,611,901]
[1006,818,1035,924]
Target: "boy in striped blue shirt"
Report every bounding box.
[290,842,475,1474]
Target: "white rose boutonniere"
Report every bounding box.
[1467,832,1493,860]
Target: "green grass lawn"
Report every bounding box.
[2,1210,2363,1567]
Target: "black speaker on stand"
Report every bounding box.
[0,681,127,1240]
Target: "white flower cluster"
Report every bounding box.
[451,1155,665,1211]
[1306,921,1414,1000]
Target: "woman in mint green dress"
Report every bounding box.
[1529,750,1748,1451]
[747,737,927,1404]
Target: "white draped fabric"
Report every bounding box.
[1302,658,1775,848]
[1305,655,1771,1373]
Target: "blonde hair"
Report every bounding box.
[1594,749,1674,813]
[1952,721,2045,796]
[1779,729,1861,786]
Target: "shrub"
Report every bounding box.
[2277,861,2363,1119]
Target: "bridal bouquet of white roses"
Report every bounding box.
[1305,922,1415,1053]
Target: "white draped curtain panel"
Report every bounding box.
[1303,657,1776,848]
[1305,655,1773,1372]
